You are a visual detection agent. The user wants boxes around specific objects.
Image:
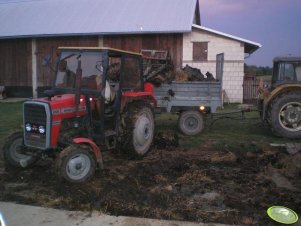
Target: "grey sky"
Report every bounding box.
[199,0,301,67]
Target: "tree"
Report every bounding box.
[244,64,272,76]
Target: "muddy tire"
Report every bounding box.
[270,92,301,139]
[3,131,37,168]
[178,110,204,136]
[56,144,96,182]
[120,103,155,157]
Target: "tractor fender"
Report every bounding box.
[72,138,103,169]
[263,84,301,118]
[119,83,156,113]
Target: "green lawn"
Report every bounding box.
[155,104,294,151]
[0,101,24,148]
[0,101,293,152]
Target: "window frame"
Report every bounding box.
[192,41,208,62]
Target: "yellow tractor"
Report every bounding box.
[258,56,301,138]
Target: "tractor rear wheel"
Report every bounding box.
[178,110,204,136]
[3,131,37,168]
[270,92,301,139]
[56,144,96,182]
[121,103,155,157]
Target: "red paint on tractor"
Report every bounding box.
[144,82,154,94]
[32,94,89,147]
[72,137,103,168]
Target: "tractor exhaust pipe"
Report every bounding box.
[19,159,31,168]
[74,54,82,127]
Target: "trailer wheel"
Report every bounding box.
[270,92,301,139]
[56,144,96,182]
[178,110,204,136]
[3,131,37,168]
[121,103,155,157]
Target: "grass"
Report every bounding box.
[155,103,294,151]
[0,101,294,152]
[0,101,24,148]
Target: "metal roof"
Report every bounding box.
[192,24,262,54]
[0,0,198,39]
[273,56,301,63]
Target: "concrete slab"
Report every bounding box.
[0,201,232,226]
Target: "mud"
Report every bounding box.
[0,139,300,225]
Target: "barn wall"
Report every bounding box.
[0,34,182,97]
[183,28,245,103]
[36,36,99,88]
[0,36,99,97]
[103,34,183,69]
[0,39,32,96]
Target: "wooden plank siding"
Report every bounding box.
[36,36,99,87]
[103,34,183,69]
[0,34,183,97]
[0,39,32,86]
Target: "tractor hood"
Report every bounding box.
[24,94,89,148]
[36,94,87,118]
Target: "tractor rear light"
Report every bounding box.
[199,105,205,111]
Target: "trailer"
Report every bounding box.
[153,53,224,135]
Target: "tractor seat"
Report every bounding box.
[105,81,116,104]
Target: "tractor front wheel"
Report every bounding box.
[3,131,37,168]
[56,145,96,182]
[270,92,301,139]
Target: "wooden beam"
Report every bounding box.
[31,39,37,98]
[98,35,104,47]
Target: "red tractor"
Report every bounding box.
[3,47,156,182]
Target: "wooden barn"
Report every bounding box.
[0,0,261,102]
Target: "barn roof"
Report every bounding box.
[192,24,262,54]
[0,0,199,39]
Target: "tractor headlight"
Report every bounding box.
[25,123,32,132]
[38,125,45,134]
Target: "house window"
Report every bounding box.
[193,42,208,61]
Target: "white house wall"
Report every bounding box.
[183,28,245,103]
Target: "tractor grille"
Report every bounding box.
[23,101,51,150]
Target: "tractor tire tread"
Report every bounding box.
[55,144,96,182]
[269,91,301,139]
[119,101,154,158]
[3,131,37,168]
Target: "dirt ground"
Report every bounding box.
[0,133,300,226]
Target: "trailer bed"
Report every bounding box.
[154,81,222,113]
